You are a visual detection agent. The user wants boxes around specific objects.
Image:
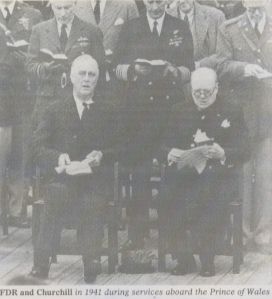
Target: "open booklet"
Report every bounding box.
[134,58,166,67]
[55,159,92,176]
[40,48,68,64]
[255,69,272,80]
[7,39,29,51]
[169,146,210,174]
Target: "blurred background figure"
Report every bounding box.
[216,0,272,251]
[24,0,53,20]
[167,0,225,68]
[0,0,42,228]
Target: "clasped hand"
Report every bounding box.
[44,61,67,74]
[134,60,179,77]
[86,150,103,167]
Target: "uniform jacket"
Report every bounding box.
[0,1,42,117]
[168,2,225,66]
[75,0,139,55]
[27,16,105,102]
[216,13,272,139]
[162,98,250,203]
[113,13,194,165]
[32,94,122,181]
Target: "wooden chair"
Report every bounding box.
[32,162,120,274]
[157,164,244,274]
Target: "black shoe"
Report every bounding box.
[199,263,215,277]
[171,257,197,276]
[29,267,49,279]
[83,261,100,284]
[8,216,30,228]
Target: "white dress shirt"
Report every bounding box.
[247,12,266,34]
[90,0,107,17]
[73,93,94,119]
[0,0,16,18]
[146,12,166,36]
[178,6,194,29]
[56,18,74,38]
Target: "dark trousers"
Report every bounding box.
[33,179,105,270]
[160,192,229,268]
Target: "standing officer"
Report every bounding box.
[113,0,194,273]
[27,0,105,128]
[0,0,42,227]
[168,0,225,68]
[216,0,272,250]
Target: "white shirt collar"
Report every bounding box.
[146,12,166,36]
[73,93,94,119]
[0,0,16,18]
[56,17,74,37]
[178,5,194,26]
[247,12,266,34]
[90,0,107,17]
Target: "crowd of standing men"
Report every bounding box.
[0,0,271,283]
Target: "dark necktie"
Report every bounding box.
[184,14,189,27]
[4,7,11,23]
[81,102,91,121]
[94,0,100,24]
[254,21,261,39]
[152,20,159,37]
[59,24,68,52]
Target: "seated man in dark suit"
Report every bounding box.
[30,54,120,283]
[161,68,250,277]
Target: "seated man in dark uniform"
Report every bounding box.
[30,54,120,283]
[161,67,250,277]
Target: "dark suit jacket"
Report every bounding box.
[32,95,122,182]
[162,98,250,203]
[27,16,105,103]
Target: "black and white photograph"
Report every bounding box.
[0,0,271,295]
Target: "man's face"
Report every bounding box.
[178,0,194,14]
[243,0,267,21]
[191,75,218,110]
[70,59,99,99]
[51,0,76,24]
[144,0,166,19]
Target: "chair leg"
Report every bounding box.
[2,183,8,235]
[232,202,243,274]
[108,218,118,274]
[32,201,44,245]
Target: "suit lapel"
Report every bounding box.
[65,96,81,125]
[45,18,61,52]
[239,14,259,48]
[99,0,120,31]
[259,16,272,47]
[65,16,83,53]
[193,3,208,54]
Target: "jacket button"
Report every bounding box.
[148,81,153,86]
[172,81,176,85]
[166,95,170,100]
[150,96,154,101]
[73,135,77,139]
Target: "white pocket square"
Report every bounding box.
[114,18,124,26]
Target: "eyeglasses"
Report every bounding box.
[192,87,216,98]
